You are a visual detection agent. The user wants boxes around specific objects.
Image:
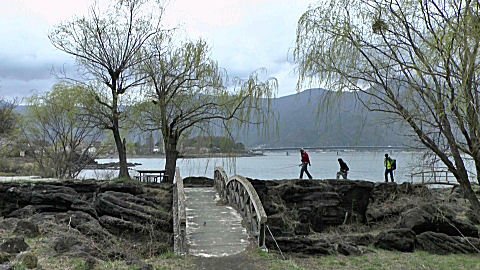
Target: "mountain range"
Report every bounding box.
[13,88,414,148]
[235,88,413,148]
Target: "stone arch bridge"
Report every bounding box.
[173,167,267,257]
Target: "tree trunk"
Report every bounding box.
[456,169,480,215]
[164,137,178,184]
[113,128,130,179]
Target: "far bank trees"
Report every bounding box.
[0,97,18,137]
[295,0,480,214]
[136,39,277,183]
[49,0,162,178]
[22,83,103,179]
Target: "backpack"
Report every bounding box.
[391,159,397,170]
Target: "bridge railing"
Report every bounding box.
[410,169,478,186]
[173,167,187,255]
[214,167,267,249]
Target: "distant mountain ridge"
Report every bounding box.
[14,88,413,148]
[236,88,412,148]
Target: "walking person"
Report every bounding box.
[336,158,349,179]
[299,148,313,179]
[384,153,395,182]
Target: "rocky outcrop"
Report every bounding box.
[53,236,88,254]
[416,231,480,254]
[0,237,29,254]
[374,228,416,252]
[266,235,370,256]
[250,179,374,236]
[267,236,336,256]
[13,221,39,238]
[0,180,173,262]
[366,182,426,223]
[183,176,214,187]
[16,252,37,269]
[396,203,479,237]
[250,179,480,256]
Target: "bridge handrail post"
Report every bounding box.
[214,167,229,201]
[173,167,187,255]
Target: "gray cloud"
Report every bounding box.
[0,77,55,99]
[1,0,313,99]
[0,57,53,81]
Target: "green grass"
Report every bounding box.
[256,249,307,270]
[113,177,137,182]
[0,172,16,176]
[254,248,480,270]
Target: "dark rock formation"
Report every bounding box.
[336,243,364,256]
[183,177,214,187]
[396,203,479,237]
[416,231,480,254]
[250,179,374,237]
[374,228,416,252]
[0,180,173,261]
[95,191,172,234]
[366,182,426,223]
[343,234,375,247]
[53,236,88,254]
[267,236,336,255]
[0,237,29,254]
[0,219,19,232]
[15,251,37,269]
[13,221,40,238]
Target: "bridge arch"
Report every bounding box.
[214,167,267,248]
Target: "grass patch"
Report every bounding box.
[114,177,137,182]
[255,249,307,270]
[260,249,480,270]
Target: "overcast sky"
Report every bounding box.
[0,0,315,99]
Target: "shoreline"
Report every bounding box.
[98,152,261,159]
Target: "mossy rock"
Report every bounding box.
[0,251,13,263]
[16,251,37,269]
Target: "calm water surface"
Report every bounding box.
[79,150,436,183]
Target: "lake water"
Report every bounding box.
[78,150,448,183]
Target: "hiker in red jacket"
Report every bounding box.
[299,148,313,179]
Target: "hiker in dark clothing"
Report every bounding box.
[336,158,349,179]
[384,153,395,182]
[299,148,313,179]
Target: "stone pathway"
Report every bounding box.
[184,187,250,257]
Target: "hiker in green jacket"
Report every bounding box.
[384,153,394,183]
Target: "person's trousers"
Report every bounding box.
[336,171,348,179]
[385,169,394,182]
[300,163,312,179]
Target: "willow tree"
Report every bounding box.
[137,39,277,183]
[0,97,18,137]
[49,0,162,178]
[295,0,480,214]
[22,83,104,178]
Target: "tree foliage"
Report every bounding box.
[0,97,18,137]
[21,83,104,179]
[134,38,277,182]
[49,0,163,178]
[295,0,480,214]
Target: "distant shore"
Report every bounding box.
[98,152,261,160]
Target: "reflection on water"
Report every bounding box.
[78,150,461,183]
